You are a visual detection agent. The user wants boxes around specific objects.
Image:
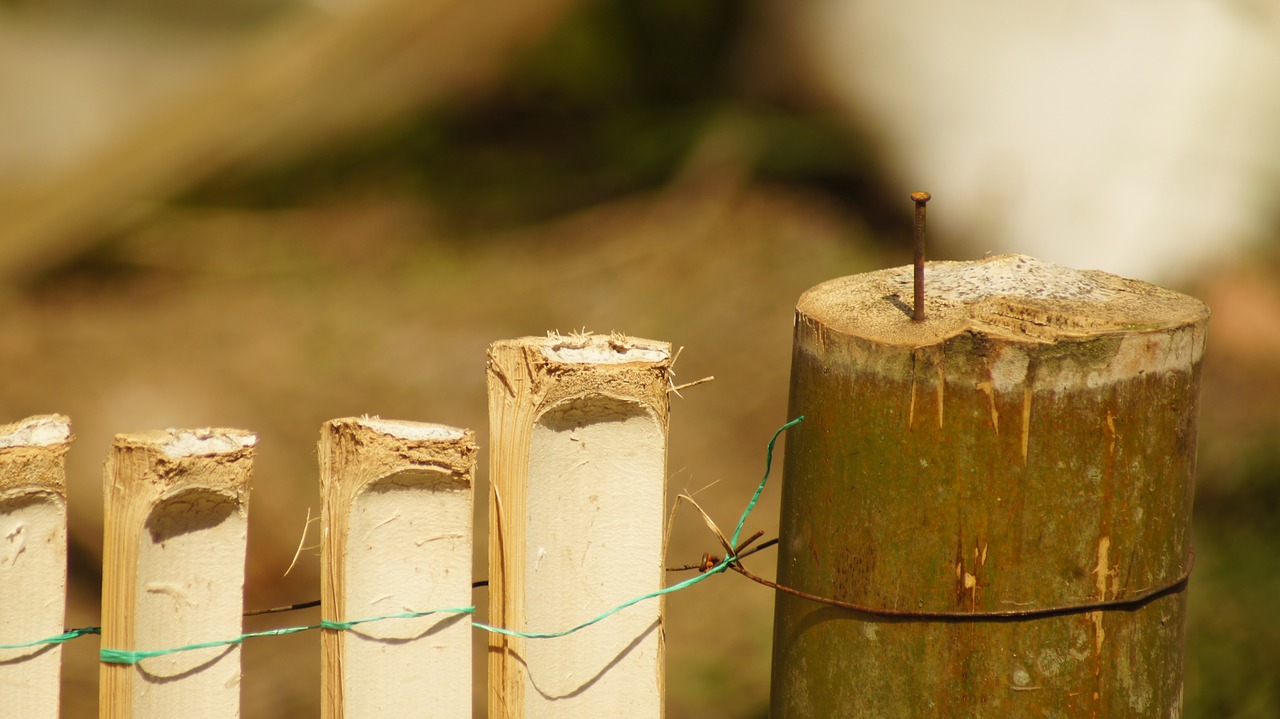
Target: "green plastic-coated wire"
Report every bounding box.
[98,608,478,665]
[36,417,804,666]
[479,414,802,639]
[729,416,803,551]
[476,564,725,639]
[0,626,99,651]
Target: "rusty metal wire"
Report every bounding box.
[671,533,1194,623]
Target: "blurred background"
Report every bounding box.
[1,0,1278,716]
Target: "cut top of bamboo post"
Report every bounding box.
[0,414,72,451]
[797,253,1209,388]
[488,332,674,410]
[804,253,1209,341]
[0,413,71,502]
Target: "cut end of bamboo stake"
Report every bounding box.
[837,254,1207,333]
[354,416,468,442]
[541,333,671,364]
[0,414,72,449]
[804,254,1209,343]
[149,428,257,458]
[797,253,1210,390]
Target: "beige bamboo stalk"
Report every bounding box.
[99,428,256,719]
[487,333,672,718]
[0,415,72,718]
[319,417,477,719]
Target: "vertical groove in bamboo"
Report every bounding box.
[99,428,256,719]
[319,417,477,719]
[0,414,71,718]
[771,254,1210,717]
[487,334,672,718]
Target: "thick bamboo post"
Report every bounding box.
[487,334,671,718]
[0,415,71,717]
[319,417,477,719]
[100,428,256,719]
[771,254,1208,717]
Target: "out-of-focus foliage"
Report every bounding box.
[185,0,885,234]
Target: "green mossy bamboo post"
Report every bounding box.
[771,254,1208,717]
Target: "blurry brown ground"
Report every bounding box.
[2,2,1279,717]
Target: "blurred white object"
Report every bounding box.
[789,0,1280,282]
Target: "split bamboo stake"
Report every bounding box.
[319,417,477,719]
[487,334,671,718]
[0,414,71,718]
[100,428,256,719]
[771,254,1209,717]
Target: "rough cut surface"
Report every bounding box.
[0,415,71,449]
[798,254,1210,392]
[801,254,1210,345]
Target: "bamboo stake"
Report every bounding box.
[319,417,477,719]
[487,334,671,718]
[771,254,1209,717]
[0,415,71,718]
[100,428,256,719]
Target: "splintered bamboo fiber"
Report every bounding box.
[771,254,1208,718]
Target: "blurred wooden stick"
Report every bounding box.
[0,0,581,285]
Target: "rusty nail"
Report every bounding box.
[910,191,930,322]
